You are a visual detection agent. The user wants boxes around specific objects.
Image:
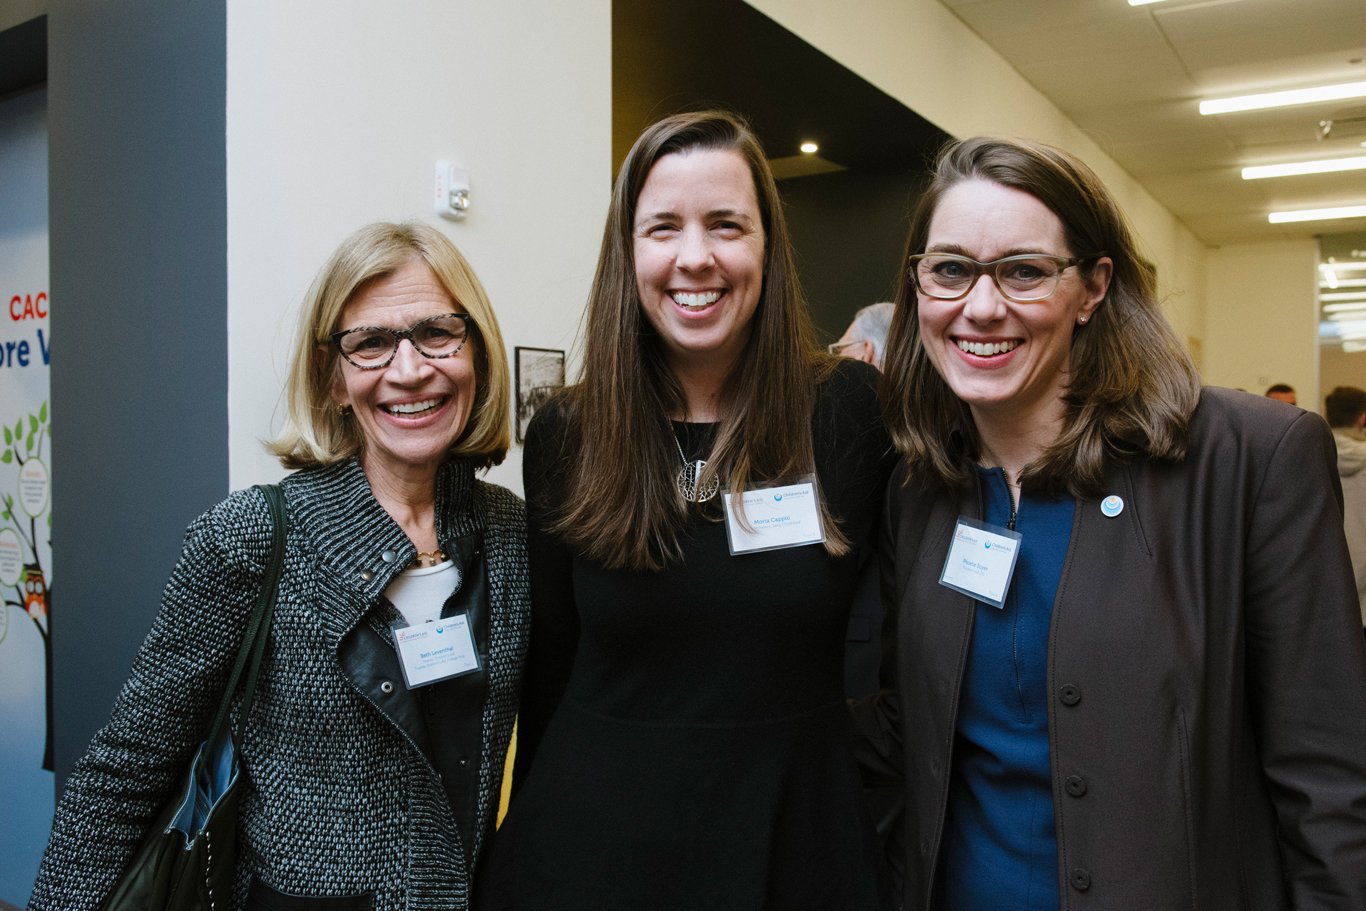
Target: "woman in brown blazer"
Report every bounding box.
[857,136,1366,910]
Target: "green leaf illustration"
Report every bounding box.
[29,414,38,434]
[0,450,11,464]
[39,401,47,423]
[3,426,10,445]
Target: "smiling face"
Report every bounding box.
[917,178,1111,433]
[331,256,478,484]
[632,148,766,377]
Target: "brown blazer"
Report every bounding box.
[855,387,1366,910]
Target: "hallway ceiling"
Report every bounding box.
[942,0,1366,248]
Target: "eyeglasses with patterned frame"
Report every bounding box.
[330,312,475,370]
[908,252,1099,304]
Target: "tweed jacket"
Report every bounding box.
[29,457,530,911]
[855,388,1366,910]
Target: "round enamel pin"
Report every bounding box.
[1100,494,1124,518]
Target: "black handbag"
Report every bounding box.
[100,484,287,911]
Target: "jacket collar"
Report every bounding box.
[282,456,485,643]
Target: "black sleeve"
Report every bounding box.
[511,398,580,794]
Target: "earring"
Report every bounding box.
[1078,316,1089,325]
[337,403,351,417]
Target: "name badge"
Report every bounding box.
[723,476,826,555]
[939,517,1022,609]
[391,613,480,688]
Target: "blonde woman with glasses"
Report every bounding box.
[31,222,529,910]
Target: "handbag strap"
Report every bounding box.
[204,483,287,747]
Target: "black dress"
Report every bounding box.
[479,360,895,910]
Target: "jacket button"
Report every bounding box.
[359,569,375,582]
[1058,684,1082,706]
[1069,868,1092,891]
[457,756,470,769]
[1065,775,1087,797]
[381,550,397,563]
[379,680,394,694]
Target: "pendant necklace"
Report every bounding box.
[673,434,719,503]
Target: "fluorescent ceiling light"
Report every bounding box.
[1333,321,1366,340]
[1242,156,1366,180]
[1325,302,1366,313]
[1128,0,1167,5]
[1268,205,1366,224]
[1321,278,1366,290]
[1320,291,1366,302]
[1322,260,1366,272]
[1343,340,1366,352]
[1201,80,1366,115]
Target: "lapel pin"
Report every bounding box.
[1100,495,1124,518]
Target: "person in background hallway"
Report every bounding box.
[477,110,895,911]
[1266,382,1297,404]
[29,222,530,910]
[831,301,895,370]
[854,135,1366,910]
[1326,384,1366,639]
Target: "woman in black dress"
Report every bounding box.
[477,110,894,909]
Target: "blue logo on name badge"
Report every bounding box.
[984,542,992,550]
[435,625,445,634]
[773,494,783,502]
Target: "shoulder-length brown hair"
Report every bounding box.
[882,136,1200,495]
[549,109,842,571]
[269,221,511,471]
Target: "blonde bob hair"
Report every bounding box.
[269,221,510,471]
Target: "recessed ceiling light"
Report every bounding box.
[1242,156,1366,180]
[1268,204,1366,224]
[1201,80,1366,115]
[799,141,819,154]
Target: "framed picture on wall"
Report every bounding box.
[515,346,566,444]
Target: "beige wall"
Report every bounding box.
[1203,239,1320,401]
[226,0,612,495]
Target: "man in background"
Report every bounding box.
[1266,383,1297,405]
[1325,385,1366,638]
[830,302,894,371]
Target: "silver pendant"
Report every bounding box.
[677,459,719,503]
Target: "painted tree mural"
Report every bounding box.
[0,401,52,771]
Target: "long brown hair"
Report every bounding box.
[882,136,1200,495]
[548,110,842,571]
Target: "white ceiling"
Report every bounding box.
[941,0,1366,250]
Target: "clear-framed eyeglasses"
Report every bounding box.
[908,252,1095,304]
[827,339,867,356]
[330,312,474,370]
